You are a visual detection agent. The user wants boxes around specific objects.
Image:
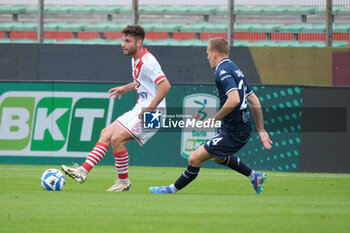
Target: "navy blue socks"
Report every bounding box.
[174,165,200,190]
[220,155,252,177]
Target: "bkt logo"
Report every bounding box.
[0,91,114,157]
[143,110,162,129]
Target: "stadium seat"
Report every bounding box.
[84,22,128,32]
[299,41,326,47]
[0,22,19,31]
[250,23,283,32]
[202,23,227,33]
[24,6,38,14]
[181,23,210,33]
[289,6,317,15]
[303,24,326,33]
[147,39,183,46]
[314,6,326,15]
[195,6,220,15]
[267,5,290,14]
[43,39,57,44]
[70,6,95,14]
[12,23,37,31]
[333,5,350,15]
[250,40,279,46]
[0,5,26,14]
[81,39,109,44]
[11,39,36,43]
[139,5,166,14]
[179,39,207,46]
[91,5,126,14]
[140,23,185,32]
[45,5,72,14]
[333,24,350,33]
[276,41,301,47]
[159,23,185,32]
[167,5,195,15]
[139,5,218,15]
[0,39,11,43]
[84,23,109,32]
[58,39,84,44]
[57,23,88,32]
[216,6,228,15]
[104,23,129,32]
[332,41,348,47]
[106,39,122,45]
[43,22,66,31]
[234,23,254,32]
[242,5,267,14]
[279,24,304,33]
[233,40,251,46]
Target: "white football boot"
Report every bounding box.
[107,180,131,192]
[61,164,87,183]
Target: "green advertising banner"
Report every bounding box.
[0,82,302,172]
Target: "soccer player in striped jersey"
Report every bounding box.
[62,25,171,192]
[149,37,272,194]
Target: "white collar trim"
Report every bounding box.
[215,58,230,71]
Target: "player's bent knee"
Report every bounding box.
[111,133,122,144]
[212,157,226,164]
[188,155,201,167]
[100,127,109,137]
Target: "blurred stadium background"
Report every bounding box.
[0,0,349,174]
[0,0,349,47]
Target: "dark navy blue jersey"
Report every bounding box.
[214,58,253,132]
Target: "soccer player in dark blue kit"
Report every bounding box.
[149,37,272,194]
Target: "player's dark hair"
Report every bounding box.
[209,37,230,55]
[121,25,145,41]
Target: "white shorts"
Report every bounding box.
[115,106,166,146]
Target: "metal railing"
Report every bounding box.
[0,0,348,47]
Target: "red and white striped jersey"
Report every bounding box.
[131,48,167,108]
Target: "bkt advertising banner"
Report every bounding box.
[0,91,114,157]
[0,82,302,172]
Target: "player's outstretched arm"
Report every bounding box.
[108,82,135,99]
[247,93,273,150]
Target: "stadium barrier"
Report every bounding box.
[0,81,349,173]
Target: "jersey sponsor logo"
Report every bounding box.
[181,94,219,159]
[0,91,113,157]
[220,75,231,81]
[137,91,148,100]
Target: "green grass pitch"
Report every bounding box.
[1,164,350,233]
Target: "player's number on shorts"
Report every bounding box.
[206,137,223,146]
[238,80,248,110]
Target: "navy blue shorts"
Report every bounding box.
[204,129,250,158]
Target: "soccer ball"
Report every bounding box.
[40,168,66,191]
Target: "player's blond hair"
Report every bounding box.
[208,37,230,56]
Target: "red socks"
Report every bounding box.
[114,149,129,181]
[82,142,109,172]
